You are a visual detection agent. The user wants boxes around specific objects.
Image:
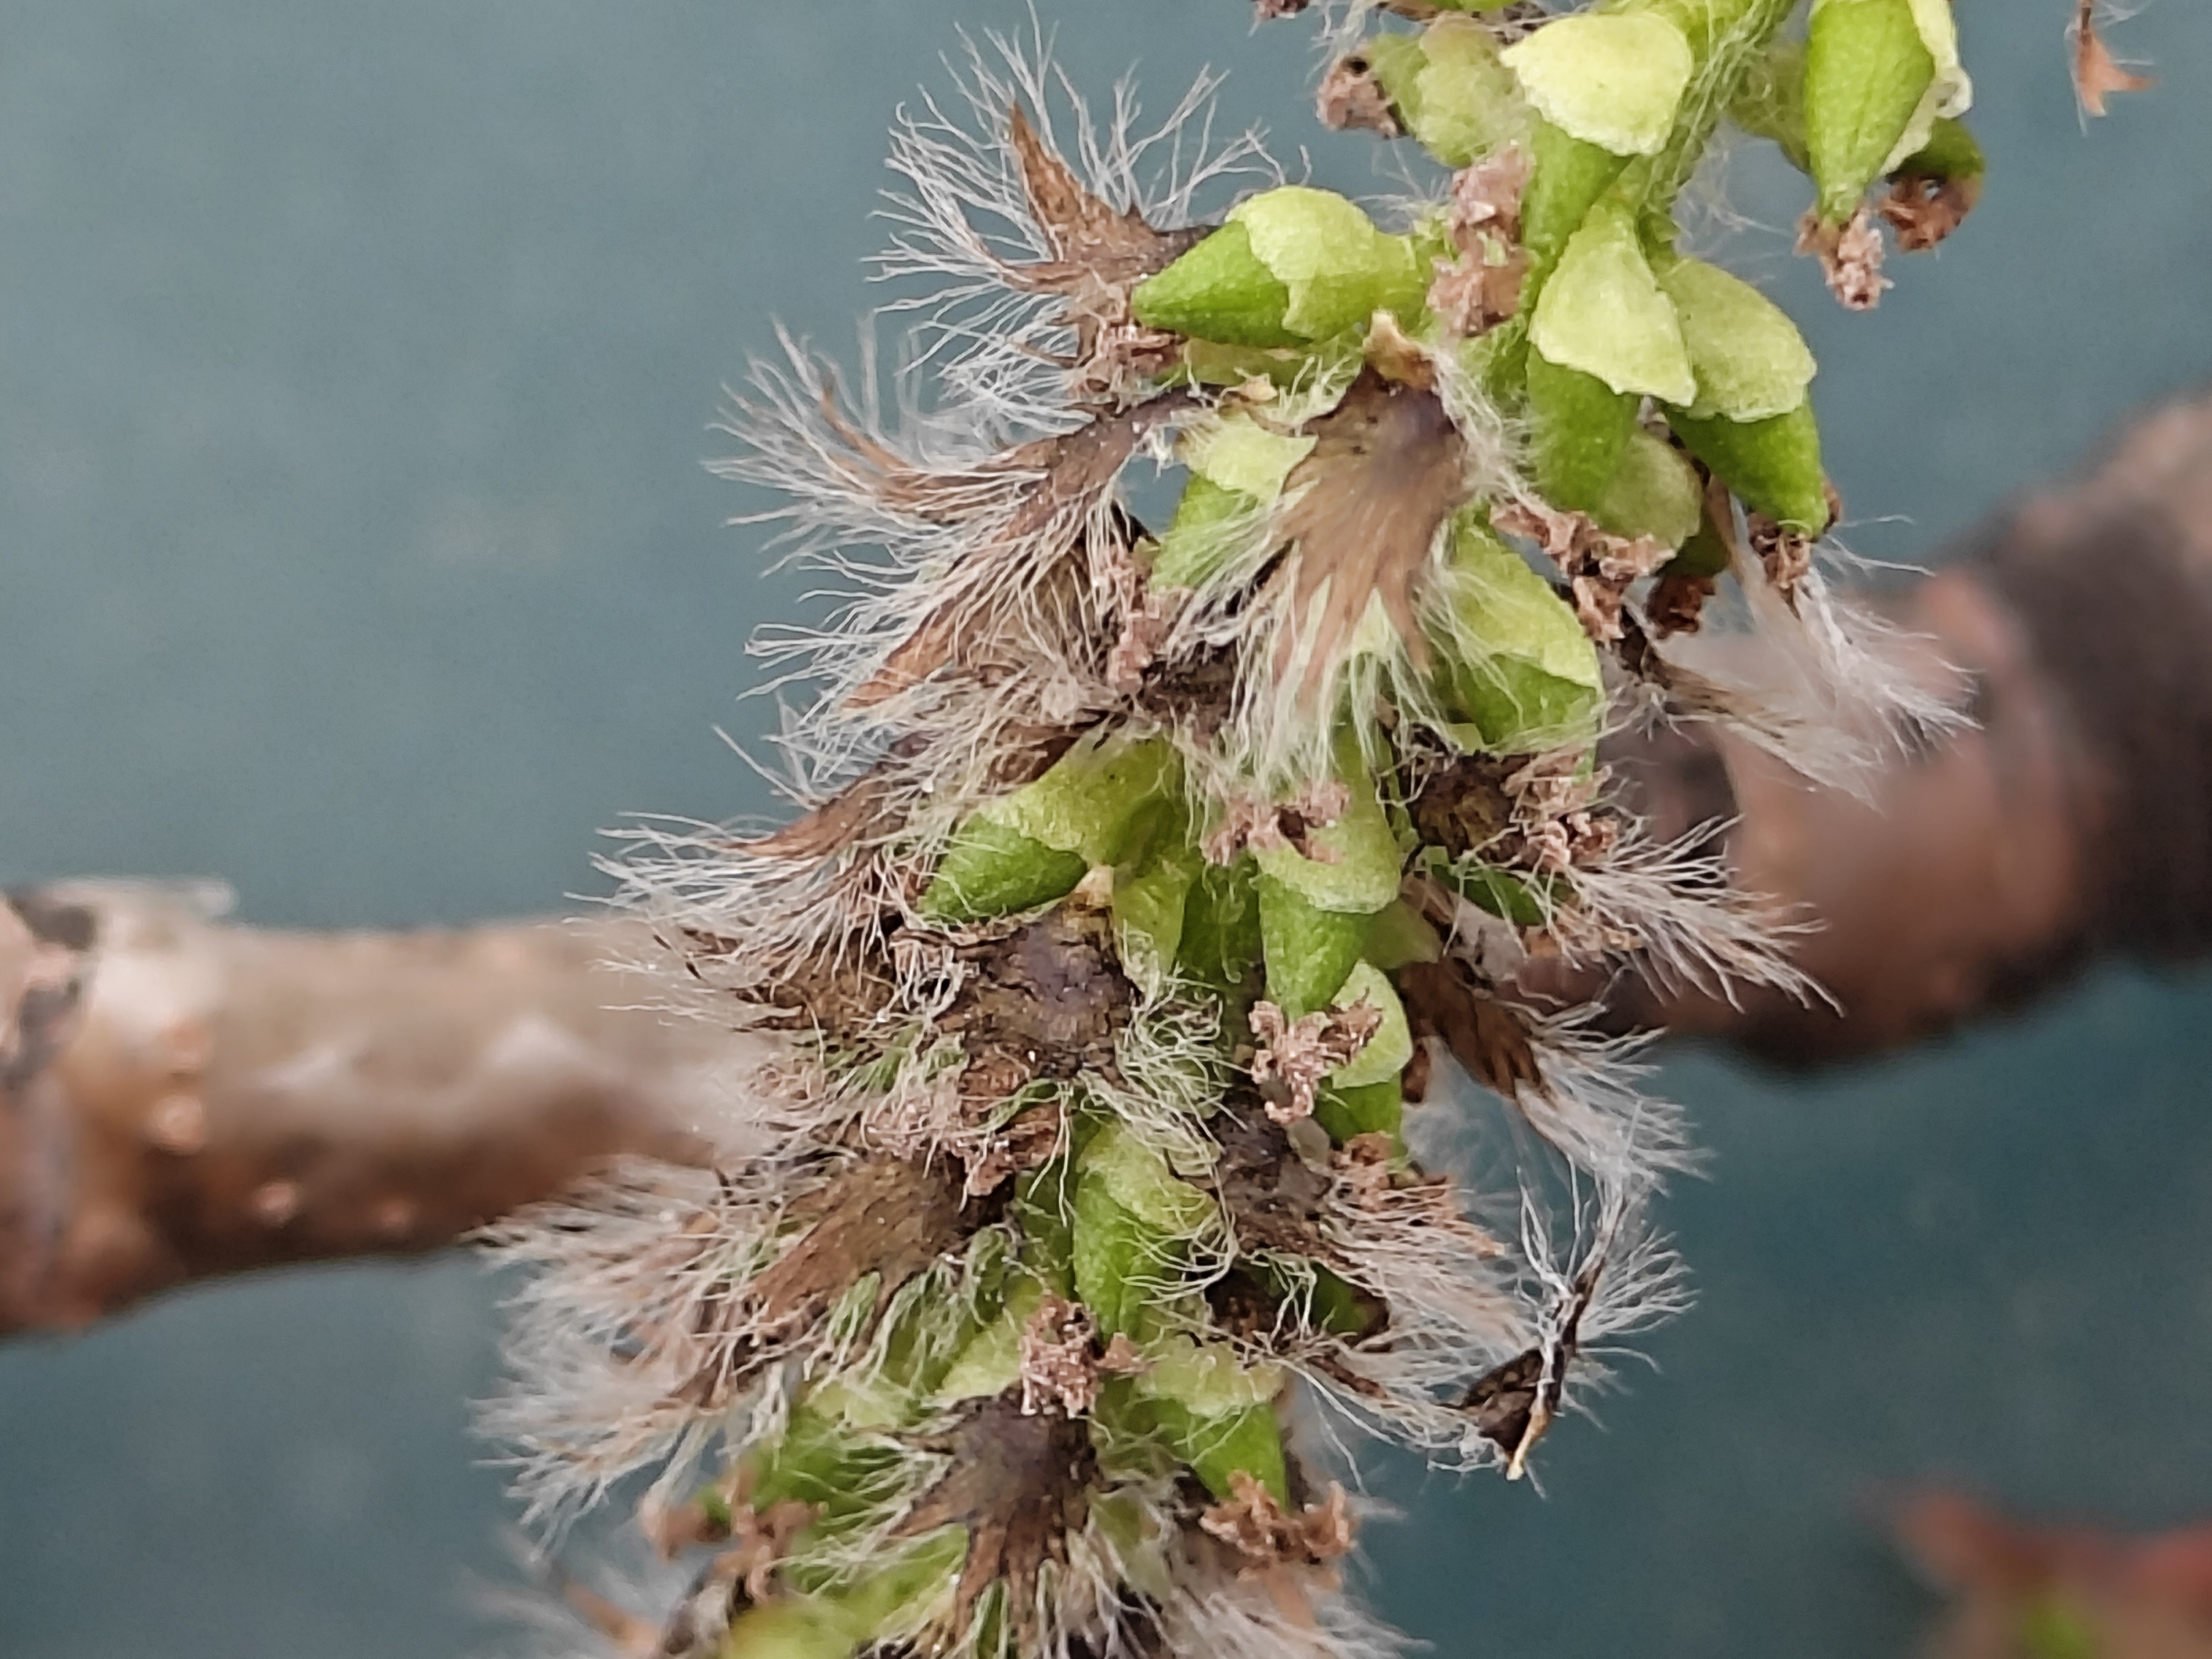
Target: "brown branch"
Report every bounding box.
[0,882,755,1336]
[1598,387,2212,1063]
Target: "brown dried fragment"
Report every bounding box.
[1427,146,1531,338]
[1333,1131,1502,1255]
[1796,206,1891,312]
[1492,497,1668,644]
[1018,1294,1104,1417]
[1,890,92,1094]
[1317,54,1402,140]
[1647,569,1718,638]
[1253,0,1311,16]
[1397,959,1549,1105]
[847,397,1188,708]
[1198,1472,1355,1572]
[1202,778,1352,866]
[1878,169,1981,253]
[675,1157,965,1408]
[1249,999,1384,1124]
[1209,1105,1340,1263]
[1460,1257,1600,1479]
[1003,106,1207,396]
[961,1103,1064,1199]
[899,1395,1098,1648]
[1746,511,1815,610]
[1094,532,1185,695]
[1269,370,1471,698]
[2069,0,2154,118]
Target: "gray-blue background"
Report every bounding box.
[3,3,2208,1655]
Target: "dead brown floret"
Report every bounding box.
[1316,54,1402,140]
[1197,1471,1355,1572]
[898,1393,1101,1646]
[1796,206,1891,312]
[1248,999,1383,1124]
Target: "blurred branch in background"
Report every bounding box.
[6,386,2212,1339]
[1891,1488,2212,1659]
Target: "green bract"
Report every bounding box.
[1250,759,1404,916]
[1591,426,1704,549]
[1501,13,1695,158]
[1327,961,1414,1089]
[991,732,1180,866]
[1434,516,1606,752]
[919,819,1088,922]
[1660,257,1817,423]
[1257,873,1370,1018]
[1361,17,1526,167]
[1669,399,1830,533]
[1528,202,1697,407]
[1131,186,1427,348]
[1804,0,1936,220]
[1527,346,1638,510]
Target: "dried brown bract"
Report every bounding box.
[2069,0,2154,118]
[1428,147,1531,338]
[1316,55,1402,140]
[1250,999,1384,1124]
[1203,778,1352,866]
[1747,512,1814,611]
[1879,168,1981,252]
[1270,370,1471,695]
[1647,569,1718,639]
[1002,106,1208,396]
[1797,206,1891,311]
[1198,1472,1355,1572]
[1019,1294,1105,1417]
[1492,497,1669,644]
[899,1397,1098,1645]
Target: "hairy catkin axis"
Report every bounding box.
[488,7,1995,1655]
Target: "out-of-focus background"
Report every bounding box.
[3,3,2209,1655]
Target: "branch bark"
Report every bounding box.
[0,882,754,1336]
[9,389,2211,1336]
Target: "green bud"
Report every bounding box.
[1327,961,1414,1089]
[1658,257,1817,423]
[1668,399,1830,534]
[1113,838,1202,1000]
[1528,201,1696,407]
[1152,414,1317,590]
[1501,13,1696,158]
[1257,872,1370,1019]
[1072,1123,1215,1337]
[1132,187,1429,348]
[1432,516,1605,752]
[1176,858,1264,992]
[1131,1336,1291,1502]
[919,819,1087,922]
[1519,117,1633,267]
[1249,756,1404,917]
[1526,345,1638,510]
[992,732,1182,867]
[724,1601,866,1659]
[1895,113,1983,184]
[1591,426,1704,550]
[1360,898,1444,972]
[1361,18,1527,168]
[1665,489,1737,579]
[1425,853,1550,928]
[1313,1076,1404,1145]
[1803,0,1936,221]
[1128,220,1296,349]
